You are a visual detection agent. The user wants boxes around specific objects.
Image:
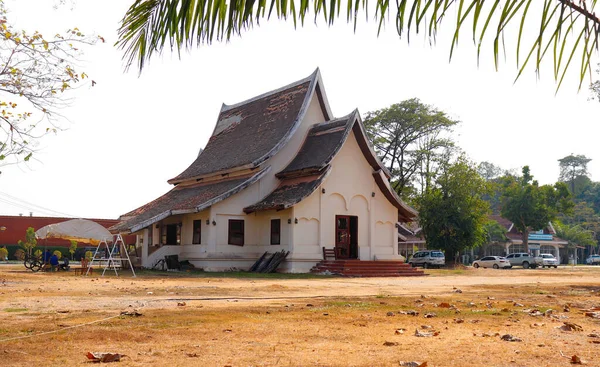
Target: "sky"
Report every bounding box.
[1,0,600,219]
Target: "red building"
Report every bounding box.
[0,215,136,248]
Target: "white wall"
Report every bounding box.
[292,130,399,260]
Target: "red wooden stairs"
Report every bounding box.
[310,260,426,277]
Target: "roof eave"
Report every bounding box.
[372,169,418,222]
[122,167,271,234]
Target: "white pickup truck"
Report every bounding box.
[505,253,543,269]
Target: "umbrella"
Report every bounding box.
[35,219,113,245]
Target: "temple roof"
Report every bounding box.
[243,170,330,214]
[110,169,268,234]
[168,69,332,185]
[245,110,417,222]
[277,112,355,178]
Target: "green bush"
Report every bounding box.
[0,247,8,261]
[53,250,62,260]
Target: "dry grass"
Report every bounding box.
[1,265,600,366]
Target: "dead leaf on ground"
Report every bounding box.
[558,322,583,332]
[584,312,600,319]
[478,332,500,337]
[500,334,522,342]
[395,328,406,335]
[120,310,142,317]
[186,352,199,358]
[438,302,451,308]
[423,313,437,318]
[453,318,464,324]
[383,341,399,346]
[399,361,427,367]
[177,302,186,307]
[530,323,545,328]
[399,310,419,316]
[86,352,125,363]
[414,329,439,337]
[570,355,584,364]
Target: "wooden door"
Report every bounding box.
[335,215,351,259]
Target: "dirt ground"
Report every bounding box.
[1,265,600,366]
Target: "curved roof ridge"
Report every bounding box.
[277,110,358,177]
[351,112,392,179]
[168,68,333,185]
[220,68,319,113]
[248,68,333,168]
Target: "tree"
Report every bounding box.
[558,154,592,194]
[555,222,597,261]
[69,239,78,260]
[484,220,508,243]
[418,157,491,263]
[17,226,37,255]
[501,166,574,252]
[0,1,101,166]
[118,0,599,90]
[364,98,458,198]
[478,161,504,181]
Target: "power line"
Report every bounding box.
[0,191,79,217]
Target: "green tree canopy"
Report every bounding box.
[17,226,37,255]
[484,219,508,243]
[418,157,491,263]
[364,98,458,198]
[117,0,599,90]
[558,154,592,194]
[555,222,597,259]
[501,166,574,252]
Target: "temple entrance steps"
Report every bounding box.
[310,260,426,277]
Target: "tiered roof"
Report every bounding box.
[111,69,416,234]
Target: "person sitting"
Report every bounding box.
[49,253,59,272]
[60,257,70,271]
[43,249,52,264]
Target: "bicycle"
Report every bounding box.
[23,253,43,272]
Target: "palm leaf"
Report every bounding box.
[117,0,600,90]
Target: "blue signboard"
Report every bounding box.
[528,234,553,241]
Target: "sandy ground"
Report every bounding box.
[1,265,600,366]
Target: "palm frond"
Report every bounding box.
[117,0,600,90]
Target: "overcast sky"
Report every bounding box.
[1,0,599,219]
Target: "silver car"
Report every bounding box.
[540,253,559,268]
[586,254,600,265]
[472,256,512,269]
[408,250,445,269]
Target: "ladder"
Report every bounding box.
[86,234,136,277]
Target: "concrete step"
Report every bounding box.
[310,259,426,277]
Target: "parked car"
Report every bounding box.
[586,254,600,265]
[540,253,559,268]
[472,256,512,269]
[408,250,445,269]
[505,253,542,269]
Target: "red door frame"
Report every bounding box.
[335,215,355,259]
